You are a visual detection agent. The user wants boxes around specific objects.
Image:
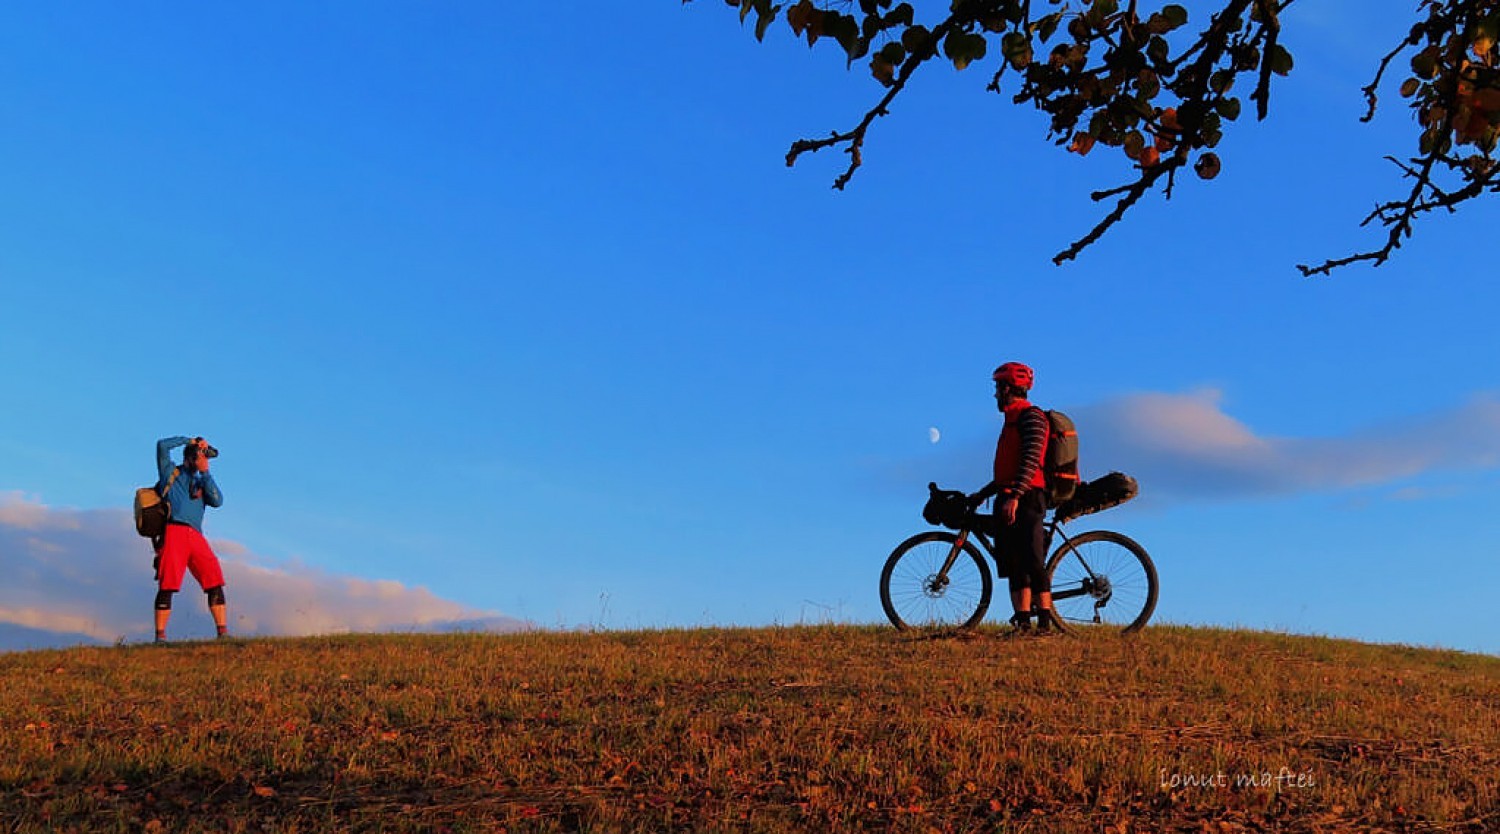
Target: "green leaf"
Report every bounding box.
[1266,43,1293,76]
[1411,46,1439,81]
[1216,97,1242,120]
[753,3,782,41]
[1193,152,1221,179]
[1069,131,1097,155]
[1035,12,1063,43]
[1420,127,1437,155]
[1146,36,1169,66]
[945,31,989,71]
[786,0,814,37]
[902,24,932,53]
[1137,70,1160,98]
[878,41,906,65]
[887,2,915,28]
[824,12,861,56]
[1000,31,1030,70]
[1161,5,1188,28]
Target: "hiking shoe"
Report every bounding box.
[1032,610,1066,637]
[1002,614,1033,638]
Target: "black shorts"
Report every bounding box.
[975,490,1049,592]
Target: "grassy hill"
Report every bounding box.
[2,625,1496,833]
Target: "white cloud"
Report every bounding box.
[0,491,80,531]
[1075,388,1500,499]
[900,388,1500,503]
[0,495,530,649]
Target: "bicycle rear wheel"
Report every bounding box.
[880,532,993,631]
[1046,530,1158,634]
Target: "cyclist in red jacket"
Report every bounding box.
[968,362,1059,634]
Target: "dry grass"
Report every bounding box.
[2,625,1496,832]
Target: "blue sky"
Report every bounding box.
[1,2,1496,653]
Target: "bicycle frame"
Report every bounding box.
[933,517,1103,608]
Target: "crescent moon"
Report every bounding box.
[928,427,941,444]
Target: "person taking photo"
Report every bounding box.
[152,435,228,642]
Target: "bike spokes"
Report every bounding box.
[881,533,992,631]
[1046,531,1158,633]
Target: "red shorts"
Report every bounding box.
[157,523,225,592]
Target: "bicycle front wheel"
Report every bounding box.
[880,532,993,631]
[1046,530,1158,634]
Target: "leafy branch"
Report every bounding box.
[691,0,1500,275]
[1297,0,1500,276]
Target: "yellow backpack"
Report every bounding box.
[133,467,181,538]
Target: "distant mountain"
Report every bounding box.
[0,617,530,654]
[428,616,534,634]
[0,622,109,653]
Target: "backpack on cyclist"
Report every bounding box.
[133,467,181,538]
[1038,408,1079,507]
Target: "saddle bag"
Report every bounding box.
[1053,471,1139,524]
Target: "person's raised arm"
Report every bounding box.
[156,436,189,484]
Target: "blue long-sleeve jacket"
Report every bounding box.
[156,436,223,532]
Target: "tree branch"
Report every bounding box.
[1053,159,1179,264]
[786,14,963,190]
[1359,39,1418,123]
[1296,150,1442,277]
[1249,0,1284,120]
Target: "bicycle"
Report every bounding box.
[879,481,1159,634]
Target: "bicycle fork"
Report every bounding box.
[929,532,970,594]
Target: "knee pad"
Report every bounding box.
[155,590,175,611]
[205,586,226,607]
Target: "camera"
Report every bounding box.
[187,439,220,459]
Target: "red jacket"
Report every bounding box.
[992,400,1048,495]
